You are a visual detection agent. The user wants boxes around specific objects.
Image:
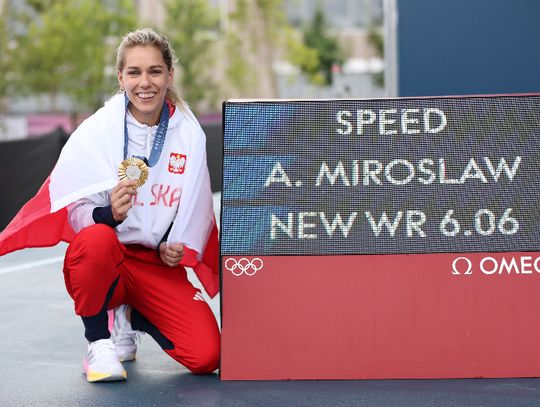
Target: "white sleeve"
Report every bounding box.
[67,191,110,233]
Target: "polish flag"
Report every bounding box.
[0,94,219,297]
[0,177,76,254]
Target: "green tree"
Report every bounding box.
[0,3,12,113]
[368,25,384,87]
[10,0,137,112]
[164,0,220,112]
[226,0,318,97]
[302,7,345,86]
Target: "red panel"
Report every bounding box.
[220,252,540,380]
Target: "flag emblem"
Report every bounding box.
[169,153,187,174]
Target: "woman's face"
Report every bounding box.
[118,45,173,126]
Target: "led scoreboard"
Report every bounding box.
[220,95,540,380]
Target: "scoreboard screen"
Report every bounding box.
[220,95,540,380]
[222,96,540,256]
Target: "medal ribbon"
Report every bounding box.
[123,93,170,167]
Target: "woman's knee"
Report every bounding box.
[176,344,220,374]
[65,224,123,268]
[71,224,118,251]
[189,341,220,374]
[63,224,123,291]
[167,332,221,374]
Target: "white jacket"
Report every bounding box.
[54,93,214,256]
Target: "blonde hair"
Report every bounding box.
[116,28,183,106]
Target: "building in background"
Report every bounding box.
[136,0,384,99]
[0,0,385,139]
[279,0,384,99]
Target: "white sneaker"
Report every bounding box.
[110,304,143,362]
[82,339,127,382]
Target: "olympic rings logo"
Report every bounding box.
[225,257,264,276]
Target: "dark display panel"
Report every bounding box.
[221,96,540,255]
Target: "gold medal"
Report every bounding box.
[118,157,149,188]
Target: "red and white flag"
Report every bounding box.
[0,94,219,297]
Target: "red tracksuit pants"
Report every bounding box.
[62,224,220,374]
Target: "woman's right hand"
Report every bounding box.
[111,179,138,222]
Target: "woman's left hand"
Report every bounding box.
[159,242,185,267]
